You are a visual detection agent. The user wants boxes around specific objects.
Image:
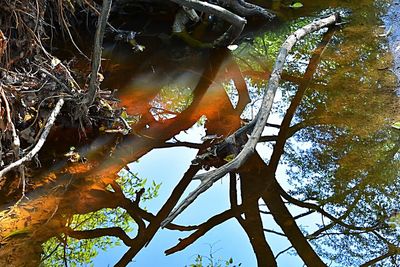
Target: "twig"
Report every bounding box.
[161,13,340,227]
[0,88,20,159]
[165,207,242,255]
[0,98,64,178]
[263,228,286,237]
[275,246,293,259]
[118,116,132,135]
[38,67,71,93]
[84,0,112,105]
[83,0,118,33]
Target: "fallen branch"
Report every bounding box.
[169,0,247,46]
[219,0,275,20]
[0,98,64,178]
[161,13,340,227]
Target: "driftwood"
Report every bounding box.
[161,13,341,227]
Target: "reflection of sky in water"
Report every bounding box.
[88,3,400,265]
[91,90,323,266]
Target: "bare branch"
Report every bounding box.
[263,228,286,237]
[161,13,340,227]
[219,0,275,20]
[0,98,64,178]
[165,207,241,255]
[84,0,112,105]
[169,0,247,46]
[64,226,133,247]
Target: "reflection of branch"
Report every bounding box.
[41,242,62,262]
[359,233,400,266]
[360,252,395,267]
[360,244,399,267]
[275,246,293,259]
[115,165,201,267]
[162,14,340,227]
[154,141,202,149]
[165,206,242,255]
[110,180,198,232]
[293,210,315,220]
[238,198,276,265]
[64,226,133,246]
[227,52,251,113]
[262,186,326,266]
[258,135,278,142]
[268,25,338,171]
[263,228,286,237]
[279,187,378,233]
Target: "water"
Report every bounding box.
[0,0,399,266]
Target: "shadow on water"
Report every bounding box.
[0,0,399,266]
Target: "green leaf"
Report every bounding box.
[392,122,400,130]
[289,2,303,8]
[223,154,235,162]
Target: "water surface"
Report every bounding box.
[0,0,399,266]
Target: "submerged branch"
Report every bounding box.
[161,13,340,227]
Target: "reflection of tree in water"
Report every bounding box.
[42,171,161,266]
[0,4,399,267]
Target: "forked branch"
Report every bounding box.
[161,13,340,227]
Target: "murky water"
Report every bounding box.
[0,0,399,266]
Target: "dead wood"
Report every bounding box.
[161,13,341,227]
[84,0,113,106]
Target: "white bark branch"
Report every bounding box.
[0,98,65,178]
[161,13,340,227]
